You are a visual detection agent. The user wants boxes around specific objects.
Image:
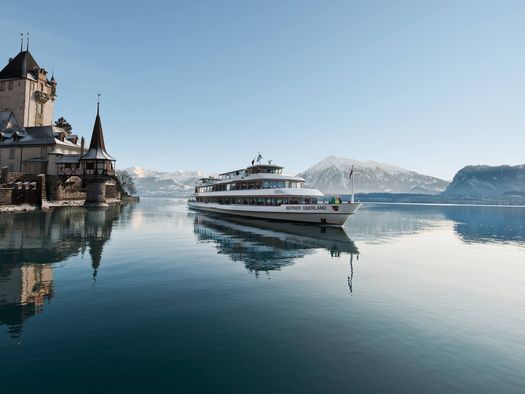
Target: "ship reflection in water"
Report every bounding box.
[192,213,359,288]
[0,205,125,340]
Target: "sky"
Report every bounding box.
[1,0,524,180]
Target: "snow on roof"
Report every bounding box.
[0,111,18,131]
[0,125,82,147]
[56,155,82,164]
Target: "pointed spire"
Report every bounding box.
[80,96,115,161]
[26,33,29,52]
[20,33,23,52]
[90,100,106,152]
[97,93,101,115]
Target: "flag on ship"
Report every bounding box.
[257,153,262,163]
[348,166,354,179]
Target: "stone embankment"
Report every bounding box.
[1,166,128,212]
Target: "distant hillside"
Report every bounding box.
[124,161,525,206]
[443,165,525,198]
[123,167,206,197]
[298,156,449,195]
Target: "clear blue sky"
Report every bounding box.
[1,0,524,179]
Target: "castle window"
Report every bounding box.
[31,82,35,91]
[0,82,4,91]
[41,147,47,158]
[9,148,15,159]
[40,83,43,91]
[8,81,13,90]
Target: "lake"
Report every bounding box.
[1,200,524,393]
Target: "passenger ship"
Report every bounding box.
[188,161,361,226]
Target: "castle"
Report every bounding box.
[0,40,117,206]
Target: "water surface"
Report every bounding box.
[1,200,524,393]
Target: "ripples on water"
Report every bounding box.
[1,200,524,393]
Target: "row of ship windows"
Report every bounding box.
[197,180,303,193]
[196,197,318,206]
[219,168,283,179]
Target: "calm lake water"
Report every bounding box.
[1,200,524,393]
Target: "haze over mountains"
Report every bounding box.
[123,158,525,204]
[122,155,451,197]
[124,167,203,197]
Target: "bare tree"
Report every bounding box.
[116,170,137,195]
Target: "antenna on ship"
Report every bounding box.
[349,165,355,203]
[348,253,354,294]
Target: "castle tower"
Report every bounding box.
[80,102,116,207]
[0,45,56,127]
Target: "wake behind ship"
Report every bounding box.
[188,159,360,226]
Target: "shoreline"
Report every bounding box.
[0,198,130,213]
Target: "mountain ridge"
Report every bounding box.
[443,164,525,197]
[298,156,449,195]
[122,160,525,202]
[122,166,207,197]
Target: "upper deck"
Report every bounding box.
[195,162,309,195]
[219,164,284,180]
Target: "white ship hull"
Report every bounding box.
[188,201,361,226]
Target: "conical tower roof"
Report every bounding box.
[0,51,39,79]
[81,104,115,161]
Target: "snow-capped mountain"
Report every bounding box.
[124,156,449,197]
[122,167,207,197]
[297,156,449,194]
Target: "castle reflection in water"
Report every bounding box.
[2,201,523,340]
[0,205,130,339]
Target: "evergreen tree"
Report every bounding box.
[55,117,72,133]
